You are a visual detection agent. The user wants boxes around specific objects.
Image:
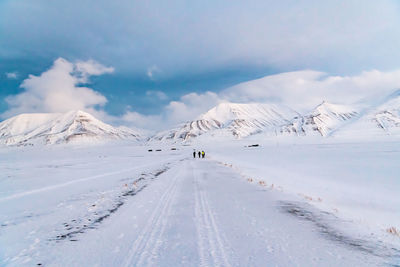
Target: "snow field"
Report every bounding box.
[0,144,184,266]
[205,141,400,247]
[0,141,399,266]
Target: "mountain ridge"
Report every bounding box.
[150,102,298,142]
[0,110,141,146]
[2,92,400,146]
[150,94,400,143]
[281,101,359,137]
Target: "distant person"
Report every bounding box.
[198,151,201,158]
[202,151,205,158]
[193,151,196,158]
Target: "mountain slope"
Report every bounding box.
[281,102,359,137]
[0,110,141,146]
[150,102,298,142]
[334,91,400,138]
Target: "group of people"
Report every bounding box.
[193,150,205,158]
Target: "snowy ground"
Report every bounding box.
[0,141,399,266]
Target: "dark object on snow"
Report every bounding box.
[171,148,177,150]
[148,149,153,152]
[156,149,162,151]
[193,151,196,158]
[202,151,205,158]
[198,151,201,158]
[248,144,259,147]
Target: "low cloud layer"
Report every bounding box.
[121,92,220,130]
[221,69,400,111]
[1,58,113,119]
[164,92,221,124]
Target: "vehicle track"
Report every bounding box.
[122,162,184,267]
[193,161,232,267]
[0,159,177,203]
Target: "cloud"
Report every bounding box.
[75,59,114,82]
[127,68,400,130]
[2,1,400,75]
[120,111,162,131]
[221,69,400,111]
[119,91,220,130]
[4,1,400,131]
[146,65,160,80]
[4,56,400,132]
[1,58,113,119]
[164,92,221,124]
[5,72,18,79]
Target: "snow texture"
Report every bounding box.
[0,142,399,266]
[1,91,400,266]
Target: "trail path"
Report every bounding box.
[2,157,392,266]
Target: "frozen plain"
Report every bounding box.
[0,141,399,266]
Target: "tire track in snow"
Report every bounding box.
[201,190,231,267]
[0,159,177,203]
[122,162,183,267]
[193,164,209,267]
[193,161,232,267]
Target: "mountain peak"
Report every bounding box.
[201,102,296,121]
[64,110,96,119]
[200,102,246,121]
[281,102,359,137]
[150,102,298,142]
[313,101,357,115]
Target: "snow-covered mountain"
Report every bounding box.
[0,110,141,146]
[150,102,298,142]
[150,92,400,143]
[3,90,400,146]
[281,102,359,137]
[334,90,400,138]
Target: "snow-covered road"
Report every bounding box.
[1,145,399,266]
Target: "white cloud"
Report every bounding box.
[164,92,221,124]
[120,111,162,131]
[147,65,160,80]
[1,58,113,119]
[221,69,400,112]
[118,92,220,130]
[5,72,18,79]
[75,59,114,83]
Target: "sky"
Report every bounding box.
[2,0,400,130]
